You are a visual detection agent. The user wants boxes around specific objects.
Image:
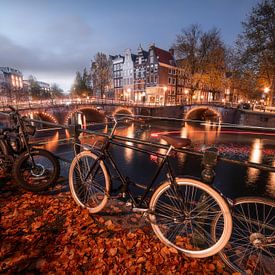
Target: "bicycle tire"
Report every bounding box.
[149,178,232,258]
[212,196,275,274]
[69,151,110,213]
[13,149,60,192]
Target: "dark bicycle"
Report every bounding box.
[69,117,232,258]
[0,106,60,192]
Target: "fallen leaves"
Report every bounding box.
[0,182,230,274]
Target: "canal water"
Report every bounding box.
[35,120,275,201]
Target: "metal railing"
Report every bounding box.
[2,98,274,112]
[0,110,274,173]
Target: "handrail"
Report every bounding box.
[0,109,274,172]
[78,127,275,173]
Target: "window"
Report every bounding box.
[168,77,172,84]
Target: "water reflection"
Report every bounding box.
[116,123,135,163]
[267,159,275,198]
[44,131,59,152]
[180,122,221,145]
[247,139,263,184]
[35,120,274,199]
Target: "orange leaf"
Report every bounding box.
[136,257,146,264]
[109,247,117,257]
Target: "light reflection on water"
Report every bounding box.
[247,139,263,184]
[39,120,275,199]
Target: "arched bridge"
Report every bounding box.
[2,100,270,128]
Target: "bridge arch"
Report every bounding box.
[113,107,134,118]
[25,111,59,128]
[184,106,221,122]
[65,107,106,125]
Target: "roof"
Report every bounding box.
[131,54,137,62]
[152,46,176,66]
[142,50,148,59]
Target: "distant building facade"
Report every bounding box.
[122,49,136,101]
[0,67,24,103]
[110,54,124,100]
[134,45,148,103]
[109,44,223,105]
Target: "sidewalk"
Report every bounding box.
[0,180,230,274]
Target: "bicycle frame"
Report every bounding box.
[80,119,178,208]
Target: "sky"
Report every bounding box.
[0,0,260,92]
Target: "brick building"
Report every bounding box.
[109,45,191,105]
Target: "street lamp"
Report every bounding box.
[264,87,270,94]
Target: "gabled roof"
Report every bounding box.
[109,54,124,61]
[142,50,148,59]
[131,54,137,62]
[152,46,176,66]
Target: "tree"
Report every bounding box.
[237,0,275,106]
[50,83,63,99]
[224,47,258,102]
[28,75,42,100]
[91,52,112,98]
[173,24,227,102]
[71,68,91,97]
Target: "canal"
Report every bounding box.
[34,119,275,201]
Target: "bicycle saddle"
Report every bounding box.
[161,135,191,149]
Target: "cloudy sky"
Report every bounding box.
[0,0,259,92]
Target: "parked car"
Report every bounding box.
[238,103,251,110]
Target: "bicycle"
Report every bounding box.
[68,117,232,258]
[0,106,60,192]
[212,196,275,274]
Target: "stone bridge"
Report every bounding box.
[14,103,236,125]
[1,101,274,128]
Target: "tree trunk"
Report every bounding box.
[269,74,274,107]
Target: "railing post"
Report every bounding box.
[69,123,81,154]
[201,147,218,184]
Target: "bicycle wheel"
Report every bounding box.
[69,151,110,213]
[13,149,60,192]
[149,178,232,258]
[212,197,275,274]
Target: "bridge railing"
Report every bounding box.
[3,98,274,112]
[0,110,274,173]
